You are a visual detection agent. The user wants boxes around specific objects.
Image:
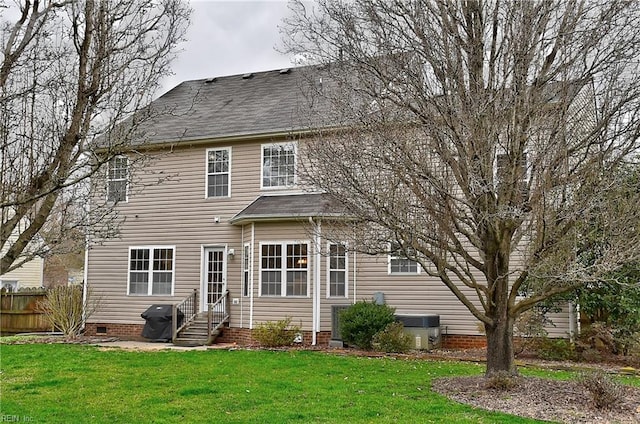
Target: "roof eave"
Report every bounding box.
[230,213,350,226]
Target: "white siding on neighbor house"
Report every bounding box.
[0,256,44,289]
[1,224,45,289]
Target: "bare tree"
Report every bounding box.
[0,0,190,274]
[282,0,640,375]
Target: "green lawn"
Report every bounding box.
[0,344,576,423]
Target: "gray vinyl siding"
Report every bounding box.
[341,253,485,336]
[88,140,289,325]
[88,138,573,338]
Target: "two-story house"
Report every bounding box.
[84,65,576,347]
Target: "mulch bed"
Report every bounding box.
[432,375,640,424]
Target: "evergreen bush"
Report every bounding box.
[339,301,395,350]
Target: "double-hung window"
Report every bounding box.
[261,143,296,189]
[389,243,419,275]
[107,156,128,202]
[128,247,175,295]
[260,242,308,296]
[328,243,347,297]
[206,147,230,197]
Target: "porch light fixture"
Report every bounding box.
[228,248,235,257]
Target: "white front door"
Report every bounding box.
[202,247,226,312]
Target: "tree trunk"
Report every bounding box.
[484,231,517,377]
[485,316,516,376]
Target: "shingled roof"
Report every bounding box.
[230,193,346,225]
[126,65,330,145]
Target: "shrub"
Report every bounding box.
[576,267,640,355]
[36,285,100,338]
[372,321,413,353]
[580,371,624,410]
[339,301,395,350]
[577,323,617,356]
[533,337,576,361]
[513,307,550,354]
[253,317,301,347]
[484,371,520,391]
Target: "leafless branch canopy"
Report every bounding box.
[0,0,190,274]
[282,0,640,326]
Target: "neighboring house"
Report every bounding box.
[0,257,44,291]
[43,253,84,288]
[85,65,577,346]
[1,227,44,291]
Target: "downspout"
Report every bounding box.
[310,217,321,346]
[240,225,244,328]
[315,220,321,344]
[352,251,357,304]
[82,236,89,331]
[249,223,255,329]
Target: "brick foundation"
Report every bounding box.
[84,323,146,340]
[85,322,332,346]
[216,327,332,347]
[86,322,486,349]
[442,334,487,349]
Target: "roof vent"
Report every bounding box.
[205,77,217,83]
[279,68,291,74]
[242,73,254,79]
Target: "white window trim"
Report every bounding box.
[107,155,129,203]
[127,246,176,296]
[205,147,232,198]
[258,241,309,297]
[260,142,297,190]
[388,243,421,275]
[326,242,348,298]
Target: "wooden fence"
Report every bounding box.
[0,292,52,334]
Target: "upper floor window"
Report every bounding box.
[107,156,128,202]
[260,242,308,296]
[262,142,296,189]
[389,243,420,275]
[328,243,347,297]
[207,147,230,198]
[128,246,175,296]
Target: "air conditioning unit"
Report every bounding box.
[396,314,441,350]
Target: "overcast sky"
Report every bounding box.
[159,0,297,95]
